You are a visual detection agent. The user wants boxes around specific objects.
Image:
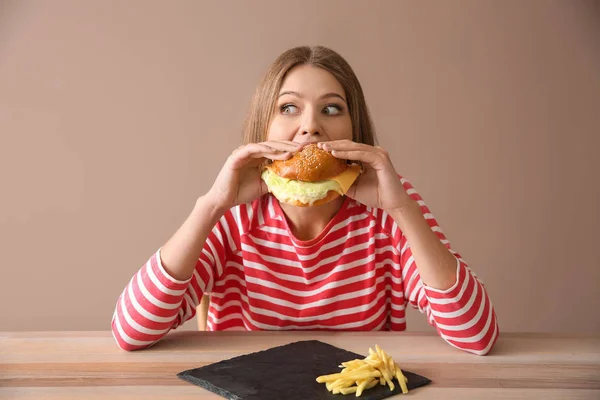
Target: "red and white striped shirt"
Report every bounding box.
[112,177,499,355]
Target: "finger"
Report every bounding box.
[234,143,282,160]
[344,181,358,199]
[318,140,373,152]
[262,141,304,153]
[329,149,380,165]
[271,140,305,146]
[267,140,302,145]
[229,144,290,168]
[260,179,269,196]
[248,151,292,160]
[230,151,292,169]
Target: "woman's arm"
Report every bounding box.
[160,195,227,281]
[111,196,233,351]
[392,178,499,356]
[111,140,299,351]
[319,140,499,355]
[388,199,457,291]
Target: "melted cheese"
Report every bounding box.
[330,164,361,194]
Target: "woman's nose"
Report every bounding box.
[300,111,321,136]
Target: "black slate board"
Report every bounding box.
[177,340,431,399]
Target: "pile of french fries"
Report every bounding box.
[316,345,408,396]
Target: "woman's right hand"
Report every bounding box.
[205,140,303,212]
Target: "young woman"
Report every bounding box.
[112,46,499,355]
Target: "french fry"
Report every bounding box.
[355,379,369,396]
[395,362,409,394]
[376,350,395,391]
[397,372,409,394]
[317,370,381,384]
[341,359,363,368]
[388,354,396,375]
[366,379,379,389]
[364,358,383,369]
[383,370,395,391]
[375,345,387,369]
[316,345,411,396]
[340,386,358,395]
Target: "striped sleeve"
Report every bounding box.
[392,177,499,355]
[111,209,238,351]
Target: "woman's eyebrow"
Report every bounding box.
[278,91,346,103]
[278,90,302,98]
[320,92,346,103]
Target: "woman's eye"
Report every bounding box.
[281,104,298,114]
[323,105,342,115]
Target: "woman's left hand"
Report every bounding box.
[318,140,413,213]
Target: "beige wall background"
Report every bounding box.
[1,0,599,333]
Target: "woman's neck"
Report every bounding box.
[279,196,345,242]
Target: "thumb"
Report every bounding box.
[260,178,270,196]
[344,184,357,200]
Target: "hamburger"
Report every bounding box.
[261,143,362,207]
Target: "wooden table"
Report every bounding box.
[1,331,599,399]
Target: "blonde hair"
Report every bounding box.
[242,46,377,146]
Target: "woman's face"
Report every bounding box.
[267,64,352,144]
